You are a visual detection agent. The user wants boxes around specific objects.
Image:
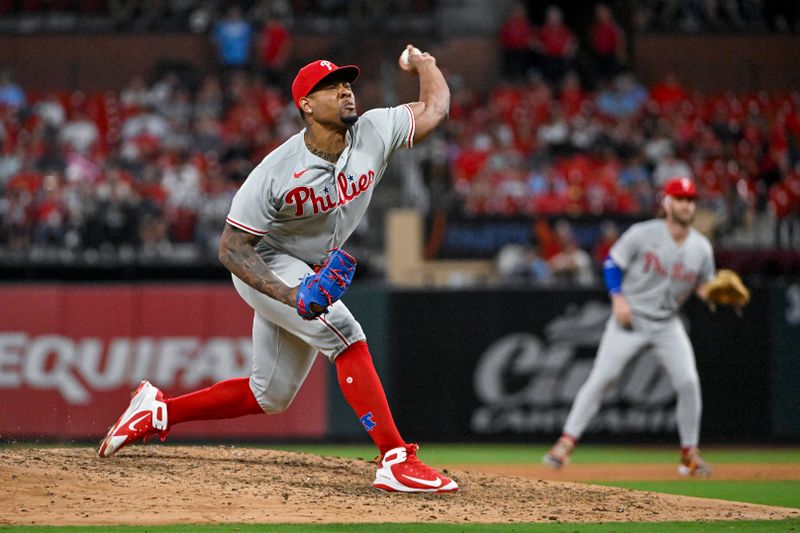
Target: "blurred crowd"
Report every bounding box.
[0,67,301,261]
[634,0,800,33]
[3,60,799,264]
[483,0,800,284]
[498,3,627,87]
[463,3,800,253]
[0,0,437,33]
[442,68,800,230]
[0,0,796,36]
[0,1,799,274]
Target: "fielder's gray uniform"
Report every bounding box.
[226,105,416,412]
[563,219,715,447]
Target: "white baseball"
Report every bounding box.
[400,47,422,67]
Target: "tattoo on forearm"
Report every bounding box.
[218,225,293,306]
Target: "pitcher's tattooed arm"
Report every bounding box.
[218,224,298,307]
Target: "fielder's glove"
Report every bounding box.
[706,269,750,311]
[295,248,357,320]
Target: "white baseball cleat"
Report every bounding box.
[542,435,576,470]
[98,380,168,458]
[678,447,712,477]
[373,444,458,493]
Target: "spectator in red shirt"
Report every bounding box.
[498,2,536,82]
[533,5,577,85]
[558,70,586,119]
[650,71,689,113]
[590,3,626,83]
[256,16,291,87]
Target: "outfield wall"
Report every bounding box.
[0,284,328,440]
[0,282,798,443]
[385,287,775,444]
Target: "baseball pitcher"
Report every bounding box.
[543,177,749,477]
[98,45,458,493]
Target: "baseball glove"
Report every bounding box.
[295,248,357,320]
[706,269,750,311]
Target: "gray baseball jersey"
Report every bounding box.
[223,104,415,411]
[226,105,416,265]
[610,219,715,321]
[562,218,714,448]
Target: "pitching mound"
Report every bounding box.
[1,446,797,526]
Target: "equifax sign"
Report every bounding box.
[0,333,251,404]
[0,284,328,439]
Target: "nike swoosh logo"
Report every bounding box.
[128,412,150,432]
[293,169,309,178]
[401,474,442,488]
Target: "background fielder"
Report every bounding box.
[98,45,459,493]
[544,177,718,476]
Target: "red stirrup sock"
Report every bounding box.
[335,340,405,455]
[166,377,264,427]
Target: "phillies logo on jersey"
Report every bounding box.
[285,170,375,216]
[670,262,699,283]
[643,252,699,283]
[643,252,668,276]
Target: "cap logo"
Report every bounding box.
[319,61,333,70]
[681,178,691,190]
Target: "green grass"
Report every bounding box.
[5,442,800,465]
[594,480,800,509]
[2,520,800,532]
[263,443,800,466]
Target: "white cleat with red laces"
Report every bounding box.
[373,444,458,493]
[98,380,168,458]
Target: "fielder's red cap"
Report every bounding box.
[291,60,360,110]
[663,176,697,198]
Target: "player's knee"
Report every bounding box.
[249,377,295,413]
[262,398,292,414]
[254,391,294,414]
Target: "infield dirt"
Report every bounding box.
[1,446,798,526]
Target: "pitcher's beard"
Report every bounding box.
[342,113,359,125]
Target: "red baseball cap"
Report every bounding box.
[291,60,360,109]
[663,176,697,198]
